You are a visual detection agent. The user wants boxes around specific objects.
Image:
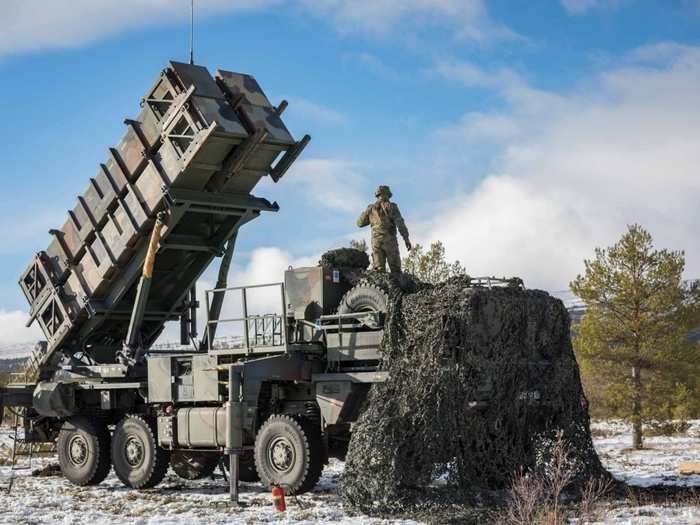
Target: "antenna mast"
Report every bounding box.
[189,0,195,65]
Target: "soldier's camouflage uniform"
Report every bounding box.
[357,186,410,274]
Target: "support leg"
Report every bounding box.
[122,212,166,364]
[227,366,244,504]
[200,235,237,350]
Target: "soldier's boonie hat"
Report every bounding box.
[375,185,392,198]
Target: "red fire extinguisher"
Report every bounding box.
[272,485,286,512]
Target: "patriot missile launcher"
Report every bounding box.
[1,61,390,496]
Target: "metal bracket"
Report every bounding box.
[270,135,311,182]
[160,84,196,134]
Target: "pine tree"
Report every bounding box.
[571,224,700,449]
[349,239,368,253]
[402,241,466,284]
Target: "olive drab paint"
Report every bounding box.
[16,61,309,375]
[356,185,411,275]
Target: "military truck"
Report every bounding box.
[0,61,388,495]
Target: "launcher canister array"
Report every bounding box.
[18,61,309,374]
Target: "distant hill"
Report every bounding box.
[0,356,27,372]
[0,343,34,360]
[0,356,28,387]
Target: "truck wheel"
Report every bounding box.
[57,416,111,486]
[338,284,388,316]
[254,415,323,494]
[223,450,260,482]
[170,451,218,480]
[112,415,169,489]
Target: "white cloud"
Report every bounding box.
[429,59,532,99]
[0,0,281,58]
[0,0,517,58]
[429,58,570,121]
[437,112,519,142]
[0,310,44,346]
[229,247,317,289]
[422,45,700,290]
[430,59,503,88]
[299,0,517,43]
[286,98,348,125]
[288,158,366,213]
[156,247,318,345]
[625,42,696,64]
[561,0,630,15]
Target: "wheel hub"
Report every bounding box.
[68,435,88,467]
[269,437,295,473]
[124,436,145,467]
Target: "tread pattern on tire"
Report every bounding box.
[57,416,111,486]
[295,416,324,494]
[254,414,323,495]
[112,414,169,489]
[337,282,389,316]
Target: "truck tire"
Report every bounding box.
[254,414,323,494]
[170,451,218,480]
[337,283,388,315]
[223,450,260,482]
[57,416,111,486]
[112,415,169,489]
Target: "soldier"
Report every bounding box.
[357,185,411,274]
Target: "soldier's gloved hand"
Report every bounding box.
[405,240,412,251]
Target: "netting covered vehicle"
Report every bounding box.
[0,61,396,495]
[0,62,600,504]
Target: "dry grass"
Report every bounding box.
[577,476,613,523]
[0,441,56,466]
[497,433,611,525]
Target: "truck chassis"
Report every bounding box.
[2,263,387,496]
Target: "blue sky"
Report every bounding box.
[1,0,700,344]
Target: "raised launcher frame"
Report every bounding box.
[16,61,310,379]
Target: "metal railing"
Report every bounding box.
[204,282,287,352]
[8,345,43,385]
[468,276,524,289]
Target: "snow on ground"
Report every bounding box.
[0,421,699,524]
[0,426,419,525]
[587,420,700,524]
[588,504,700,525]
[0,444,418,525]
[591,420,700,488]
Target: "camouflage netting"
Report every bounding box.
[338,275,608,515]
[319,248,370,271]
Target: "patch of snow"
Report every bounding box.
[1,421,699,524]
[0,453,420,525]
[589,504,700,525]
[591,419,700,488]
